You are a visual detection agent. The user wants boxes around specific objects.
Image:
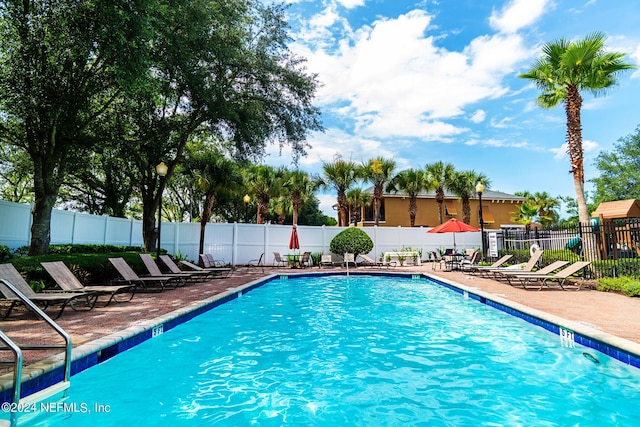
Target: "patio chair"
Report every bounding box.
[179,260,232,278]
[108,257,180,292]
[139,254,198,284]
[499,260,570,286]
[0,263,97,319]
[273,252,287,268]
[247,253,265,273]
[513,261,592,290]
[41,261,135,306]
[299,251,311,268]
[468,254,514,275]
[430,251,447,271]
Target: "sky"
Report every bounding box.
[262,0,640,218]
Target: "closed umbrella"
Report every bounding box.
[289,225,300,252]
[427,218,480,250]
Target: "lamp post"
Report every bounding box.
[243,194,250,223]
[156,161,168,258]
[476,181,485,260]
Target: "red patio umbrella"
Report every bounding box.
[427,218,480,250]
[289,225,300,252]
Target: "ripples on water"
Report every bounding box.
[30,275,640,426]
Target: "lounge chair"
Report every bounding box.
[514,261,592,290]
[41,261,135,306]
[343,253,356,267]
[499,260,569,286]
[459,250,482,272]
[179,260,232,278]
[0,263,97,319]
[158,255,218,281]
[357,254,385,268]
[319,254,333,268]
[139,254,199,284]
[108,257,180,292]
[200,254,227,269]
[488,250,544,279]
[469,254,514,275]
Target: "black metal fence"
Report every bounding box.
[486,218,640,279]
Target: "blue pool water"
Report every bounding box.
[23,275,640,425]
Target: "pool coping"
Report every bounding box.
[2,271,640,403]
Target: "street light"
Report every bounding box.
[243,194,250,223]
[476,181,485,260]
[156,161,168,258]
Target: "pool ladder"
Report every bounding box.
[0,279,72,410]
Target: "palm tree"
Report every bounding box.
[283,169,315,225]
[511,202,539,233]
[449,170,490,224]
[318,158,360,226]
[361,157,396,226]
[244,165,282,224]
[386,169,426,227]
[528,191,560,227]
[520,32,634,227]
[186,149,242,254]
[346,188,371,225]
[425,161,455,225]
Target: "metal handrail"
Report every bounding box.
[0,278,72,402]
[0,330,22,404]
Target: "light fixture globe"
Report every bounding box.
[155,161,168,177]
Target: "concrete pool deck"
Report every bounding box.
[2,263,640,396]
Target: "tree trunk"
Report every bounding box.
[292,193,301,225]
[436,188,444,224]
[337,192,348,226]
[28,148,63,255]
[565,85,596,261]
[373,184,383,226]
[409,197,417,227]
[199,192,215,255]
[28,193,56,255]
[462,197,471,224]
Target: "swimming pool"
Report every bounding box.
[16,274,640,425]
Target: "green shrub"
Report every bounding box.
[0,245,11,260]
[329,227,373,258]
[310,252,323,266]
[596,276,640,297]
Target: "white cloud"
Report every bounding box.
[469,109,486,123]
[489,0,551,34]
[490,116,514,128]
[550,139,599,159]
[291,9,532,142]
[335,0,365,8]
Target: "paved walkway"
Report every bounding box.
[1,263,640,380]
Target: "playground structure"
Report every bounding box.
[591,199,640,260]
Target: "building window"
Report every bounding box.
[480,205,495,224]
[444,200,458,216]
[364,199,385,222]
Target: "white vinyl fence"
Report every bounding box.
[0,199,481,265]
